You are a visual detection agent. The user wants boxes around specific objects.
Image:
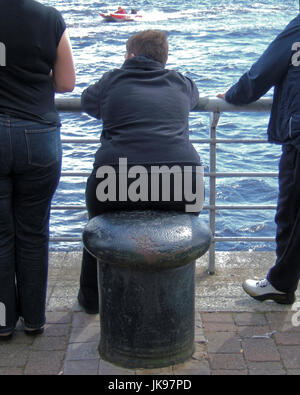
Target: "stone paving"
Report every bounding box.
[0,251,299,375]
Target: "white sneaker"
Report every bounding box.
[242,278,296,305]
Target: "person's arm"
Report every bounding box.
[187,77,200,110]
[81,82,102,119]
[52,30,76,93]
[218,16,300,105]
[81,72,111,119]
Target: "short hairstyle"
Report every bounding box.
[126,30,168,66]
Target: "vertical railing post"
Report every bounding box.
[208,111,220,274]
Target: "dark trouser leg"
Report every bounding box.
[78,173,101,312]
[0,175,19,333]
[267,144,300,293]
[14,164,61,327]
[0,123,18,333]
[13,124,61,328]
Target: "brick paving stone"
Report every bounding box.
[208,353,246,371]
[72,312,99,328]
[234,313,268,326]
[99,359,136,375]
[46,312,72,324]
[0,343,29,368]
[69,324,100,343]
[237,325,272,338]
[32,336,69,351]
[269,321,300,332]
[211,369,247,375]
[278,346,300,369]
[43,324,71,337]
[205,332,242,353]
[202,322,237,332]
[265,312,296,324]
[7,331,35,345]
[135,367,173,375]
[0,368,24,375]
[25,350,65,375]
[266,311,300,332]
[274,332,300,346]
[172,360,210,375]
[248,362,286,375]
[65,341,99,361]
[201,312,234,323]
[242,338,281,362]
[63,360,100,375]
[286,369,300,375]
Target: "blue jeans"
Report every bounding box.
[0,115,61,333]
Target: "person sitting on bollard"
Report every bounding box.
[78,30,204,314]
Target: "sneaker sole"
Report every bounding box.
[0,332,13,341]
[24,327,44,336]
[242,283,296,305]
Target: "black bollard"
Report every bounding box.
[82,210,212,369]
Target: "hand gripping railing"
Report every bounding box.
[54,96,274,274]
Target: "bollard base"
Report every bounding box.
[99,342,195,370]
[97,260,195,369]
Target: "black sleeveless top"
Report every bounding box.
[0,0,66,125]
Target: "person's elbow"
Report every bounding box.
[55,75,76,93]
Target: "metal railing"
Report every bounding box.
[54,97,275,273]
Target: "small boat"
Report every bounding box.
[100,12,142,22]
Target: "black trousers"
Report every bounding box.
[268,144,300,293]
[78,164,203,311]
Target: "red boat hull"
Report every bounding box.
[100,13,141,22]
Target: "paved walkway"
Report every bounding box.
[0,251,299,375]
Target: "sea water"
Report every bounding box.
[41,0,298,251]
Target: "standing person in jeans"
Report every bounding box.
[0,0,75,338]
[78,30,203,314]
[218,14,300,305]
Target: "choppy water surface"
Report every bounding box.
[42,0,297,250]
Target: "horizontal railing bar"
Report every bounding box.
[51,204,277,211]
[191,139,269,144]
[61,138,99,143]
[61,172,90,177]
[60,171,278,178]
[205,205,277,210]
[205,172,278,177]
[214,237,275,242]
[51,205,86,210]
[49,236,275,243]
[50,237,82,242]
[55,97,82,112]
[55,97,273,113]
[61,138,270,144]
[193,97,272,113]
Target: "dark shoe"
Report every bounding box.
[20,317,44,336]
[24,326,44,336]
[0,331,14,341]
[242,279,296,305]
[78,291,99,314]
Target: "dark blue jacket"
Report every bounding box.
[81,55,200,166]
[225,15,300,146]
